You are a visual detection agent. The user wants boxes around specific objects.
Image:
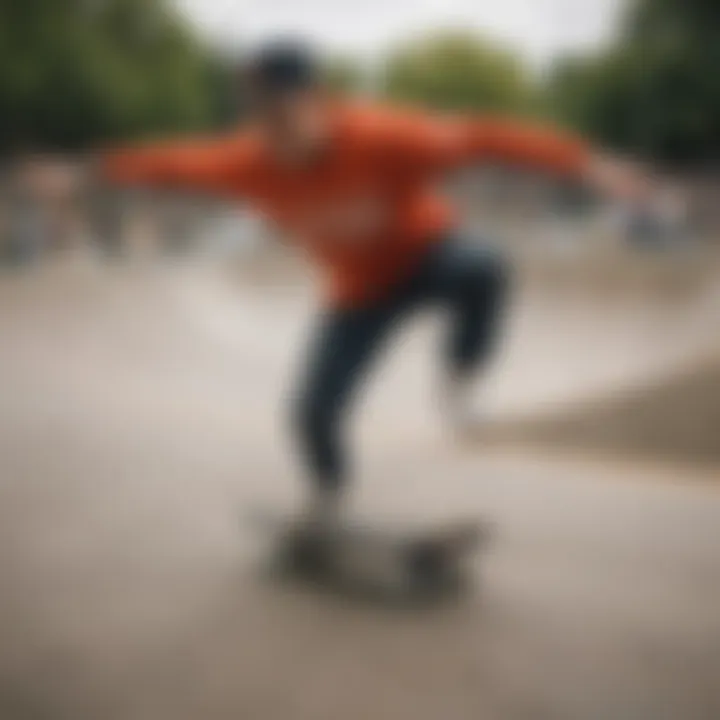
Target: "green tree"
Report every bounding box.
[546,0,720,163]
[0,0,228,154]
[381,31,534,114]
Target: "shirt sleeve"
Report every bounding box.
[98,134,256,198]
[385,111,591,180]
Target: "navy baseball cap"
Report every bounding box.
[245,39,319,97]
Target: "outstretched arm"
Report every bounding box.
[388,111,651,202]
[97,133,255,199]
[467,118,652,200]
[465,117,589,178]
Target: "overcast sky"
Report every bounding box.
[174,0,626,69]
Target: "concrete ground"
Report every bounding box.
[0,256,718,720]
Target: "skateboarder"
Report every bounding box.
[95,40,653,530]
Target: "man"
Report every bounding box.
[97,40,650,529]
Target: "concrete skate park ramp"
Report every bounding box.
[488,352,720,465]
[0,247,719,720]
[479,245,720,466]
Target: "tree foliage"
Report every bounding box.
[547,0,720,163]
[381,31,535,114]
[0,0,230,154]
[1,0,716,165]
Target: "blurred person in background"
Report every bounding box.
[7,155,85,265]
[85,183,127,260]
[4,156,51,267]
[86,40,657,530]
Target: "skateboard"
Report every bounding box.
[245,508,492,603]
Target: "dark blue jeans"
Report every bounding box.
[292,230,510,492]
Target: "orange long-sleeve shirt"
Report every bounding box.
[102,103,590,306]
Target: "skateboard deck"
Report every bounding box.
[245,508,492,603]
